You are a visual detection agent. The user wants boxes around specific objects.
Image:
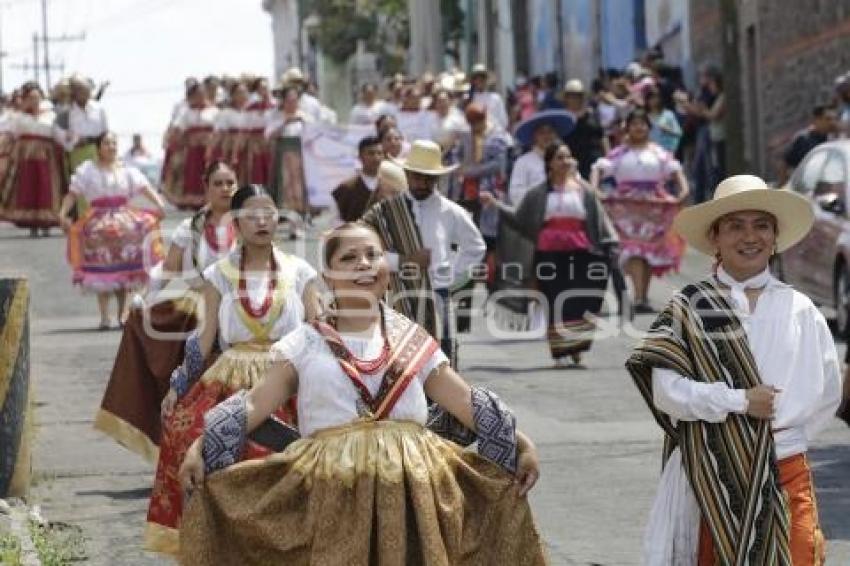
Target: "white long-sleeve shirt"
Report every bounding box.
[386,192,486,290]
[644,265,842,565]
[68,100,108,141]
[508,149,546,205]
[651,266,841,460]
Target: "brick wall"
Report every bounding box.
[757,0,850,175]
[687,0,850,179]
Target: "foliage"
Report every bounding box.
[0,533,23,566]
[305,0,465,71]
[29,521,86,566]
[306,0,388,63]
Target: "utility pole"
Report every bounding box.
[36,0,84,90]
[719,0,746,173]
[41,0,48,88]
[32,33,38,83]
[0,3,6,93]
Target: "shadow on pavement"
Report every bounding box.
[810,443,850,540]
[76,487,152,501]
[43,327,120,335]
[464,364,590,373]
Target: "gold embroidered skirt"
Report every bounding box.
[180,420,547,565]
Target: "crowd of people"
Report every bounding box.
[1,47,848,564]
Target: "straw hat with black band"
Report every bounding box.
[395,140,458,176]
[672,174,814,255]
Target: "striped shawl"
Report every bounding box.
[626,278,791,565]
[361,195,438,339]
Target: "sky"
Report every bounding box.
[2,0,275,156]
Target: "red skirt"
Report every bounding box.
[0,134,67,228]
[162,128,212,210]
[145,343,296,555]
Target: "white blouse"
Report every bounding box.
[508,150,546,206]
[203,248,316,346]
[69,160,150,202]
[271,314,449,438]
[213,107,246,132]
[593,143,681,184]
[544,188,586,221]
[8,110,67,145]
[644,266,842,565]
[174,106,218,131]
[68,101,108,139]
[170,216,236,274]
[264,110,310,139]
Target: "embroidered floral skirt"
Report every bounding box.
[66,201,163,292]
[94,296,200,463]
[180,420,547,565]
[145,343,295,555]
[602,191,685,277]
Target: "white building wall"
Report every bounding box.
[263,0,301,79]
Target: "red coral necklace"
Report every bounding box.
[238,250,277,319]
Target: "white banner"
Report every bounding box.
[300,122,374,207]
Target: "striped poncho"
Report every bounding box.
[626,278,791,565]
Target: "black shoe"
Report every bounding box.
[633,302,656,315]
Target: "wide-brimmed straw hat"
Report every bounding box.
[673,174,814,255]
[563,79,585,95]
[377,160,408,193]
[280,67,306,86]
[514,109,576,147]
[396,140,458,176]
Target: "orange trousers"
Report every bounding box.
[697,453,825,565]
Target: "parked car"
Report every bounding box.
[779,140,850,334]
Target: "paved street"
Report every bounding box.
[2,215,849,565]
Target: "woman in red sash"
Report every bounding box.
[590,108,689,313]
[207,81,250,176]
[94,161,239,462]
[482,142,618,367]
[242,77,274,186]
[0,81,69,236]
[144,184,320,555]
[162,83,218,210]
[176,223,547,565]
[59,131,165,329]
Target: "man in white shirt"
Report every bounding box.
[67,75,109,171]
[627,175,842,565]
[279,67,335,124]
[469,64,509,131]
[508,121,556,205]
[362,140,485,365]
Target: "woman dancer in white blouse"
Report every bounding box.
[145,184,320,555]
[0,81,69,236]
[176,222,545,565]
[58,131,165,329]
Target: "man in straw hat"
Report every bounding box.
[470,63,508,131]
[626,174,842,565]
[362,140,485,366]
[67,74,108,173]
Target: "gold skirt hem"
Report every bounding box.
[93,409,159,464]
[180,420,547,565]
